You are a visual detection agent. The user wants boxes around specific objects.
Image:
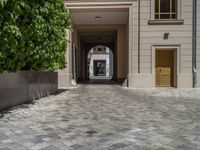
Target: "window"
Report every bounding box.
[155,0,177,19]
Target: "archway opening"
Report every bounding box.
[87,45,114,80]
[67,7,130,86]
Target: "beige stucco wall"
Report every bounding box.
[58,30,73,88]
[117,24,128,81]
[129,0,196,88]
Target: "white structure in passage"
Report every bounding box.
[87,46,113,79]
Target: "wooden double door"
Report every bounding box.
[156,50,176,87]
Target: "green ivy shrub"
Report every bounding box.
[0,0,71,73]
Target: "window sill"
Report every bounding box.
[148,20,184,25]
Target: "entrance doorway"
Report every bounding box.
[62,4,131,87]
[72,24,129,84]
[156,49,177,87]
[88,45,114,80]
[93,60,106,76]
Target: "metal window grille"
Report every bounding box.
[155,0,177,19]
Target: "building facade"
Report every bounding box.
[58,0,200,88]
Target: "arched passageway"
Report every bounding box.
[87,45,114,80]
[72,31,120,84]
[58,4,131,87]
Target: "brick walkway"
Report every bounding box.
[0,84,200,150]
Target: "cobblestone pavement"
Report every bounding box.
[0,84,200,150]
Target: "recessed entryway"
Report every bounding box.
[88,45,114,80]
[70,8,129,84]
[58,2,133,88]
[156,49,177,87]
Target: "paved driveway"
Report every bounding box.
[0,84,200,150]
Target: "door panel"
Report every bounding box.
[159,67,171,86]
[156,50,174,87]
[156,67,161,85]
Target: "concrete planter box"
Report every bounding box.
[0,71,58,111]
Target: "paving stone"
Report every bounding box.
[109,142,131,150]
[0,140,13,144]
[30,142,49,150]
[0,84,199,150]
[40,145,59,150]
[176,144,194,150]
[70,144,83,149]
[7,143,27,150]
[0,148,10,150]
[0,134,8,141]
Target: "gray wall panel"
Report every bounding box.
[0,71,58,111]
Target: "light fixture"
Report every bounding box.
[95,16,101,21]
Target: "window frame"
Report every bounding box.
[149,0,183,25]
[155,0,177,20]
[150,0,182,20]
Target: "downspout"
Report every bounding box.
[192,0,197,88]
[138,0,141,73]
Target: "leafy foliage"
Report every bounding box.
[0,0,71,72]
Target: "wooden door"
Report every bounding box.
[156,50,174,87]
